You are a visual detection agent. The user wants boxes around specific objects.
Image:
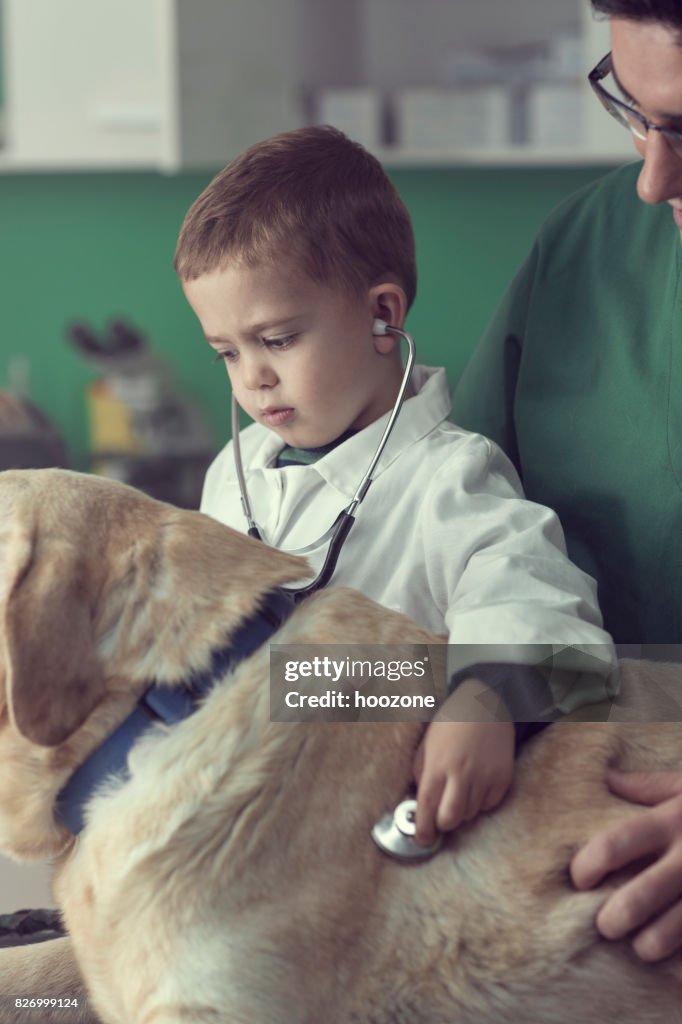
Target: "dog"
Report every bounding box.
[0,468,680,1024]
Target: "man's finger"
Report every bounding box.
[606,770,682,806]
[632,891,682,962]
[596,853,682,942]
[571,811,668,890]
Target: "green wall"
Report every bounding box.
[0,164,614,468]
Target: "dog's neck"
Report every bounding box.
[55,587,296,834]
[93,509,311,690]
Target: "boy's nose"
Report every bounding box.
[636,131,682,206]
[241,356,277,391]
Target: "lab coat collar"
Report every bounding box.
[248,365,451,498]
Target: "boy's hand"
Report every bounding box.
[412,680,515,846]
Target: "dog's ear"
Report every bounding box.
[3,524,105,747]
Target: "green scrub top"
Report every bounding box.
[452,162,682,645]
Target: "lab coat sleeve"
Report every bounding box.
[450,242,540,477]
[420,433,618,718]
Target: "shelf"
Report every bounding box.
[0,150,171,174]
[0,142,637,175]
[376,145,637,168]
[0,147,182,173]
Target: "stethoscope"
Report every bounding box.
[233,319,442,861]
[231,318,415,601]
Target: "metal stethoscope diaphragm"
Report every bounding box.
[231,318,416,601]
[371,797,443,861]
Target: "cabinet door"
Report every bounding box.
[3,0,168,168]
[175,0,302,169]
[2,0,302,170]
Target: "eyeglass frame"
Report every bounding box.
[588,51,682,154]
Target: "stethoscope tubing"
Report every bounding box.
[231,396,261,538]
[347,323,415,516]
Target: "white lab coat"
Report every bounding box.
[201,366,617,710]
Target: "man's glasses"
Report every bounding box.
[589,52,682,158]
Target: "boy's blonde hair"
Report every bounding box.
[174,126,417,309]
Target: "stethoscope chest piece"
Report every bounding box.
[371,798,443,861]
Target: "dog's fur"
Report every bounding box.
[0,468,681,1024]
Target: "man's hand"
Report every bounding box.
[570,770,682,961]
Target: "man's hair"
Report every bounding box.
[174,125,417,309]
[591,0,682,28]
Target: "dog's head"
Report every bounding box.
[0,468,309,858]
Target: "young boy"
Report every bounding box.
[174,125,617,848]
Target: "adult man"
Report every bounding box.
[452,0,682,963]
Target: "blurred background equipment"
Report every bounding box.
[67,318,214,508]
[0,385,69,470]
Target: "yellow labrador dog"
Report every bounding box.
[0,468,681,1024]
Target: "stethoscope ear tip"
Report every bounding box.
[372,318,389,336]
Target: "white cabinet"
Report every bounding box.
[0,0,635,171]
[0,0,301,171]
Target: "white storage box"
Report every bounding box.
[395,87,510,151]
[316,89,383,149]
[526,83,583,148]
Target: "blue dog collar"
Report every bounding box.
[55,588,295,835]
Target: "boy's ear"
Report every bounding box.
[369,283,408,355]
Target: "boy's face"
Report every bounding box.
[183,262,405,449]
